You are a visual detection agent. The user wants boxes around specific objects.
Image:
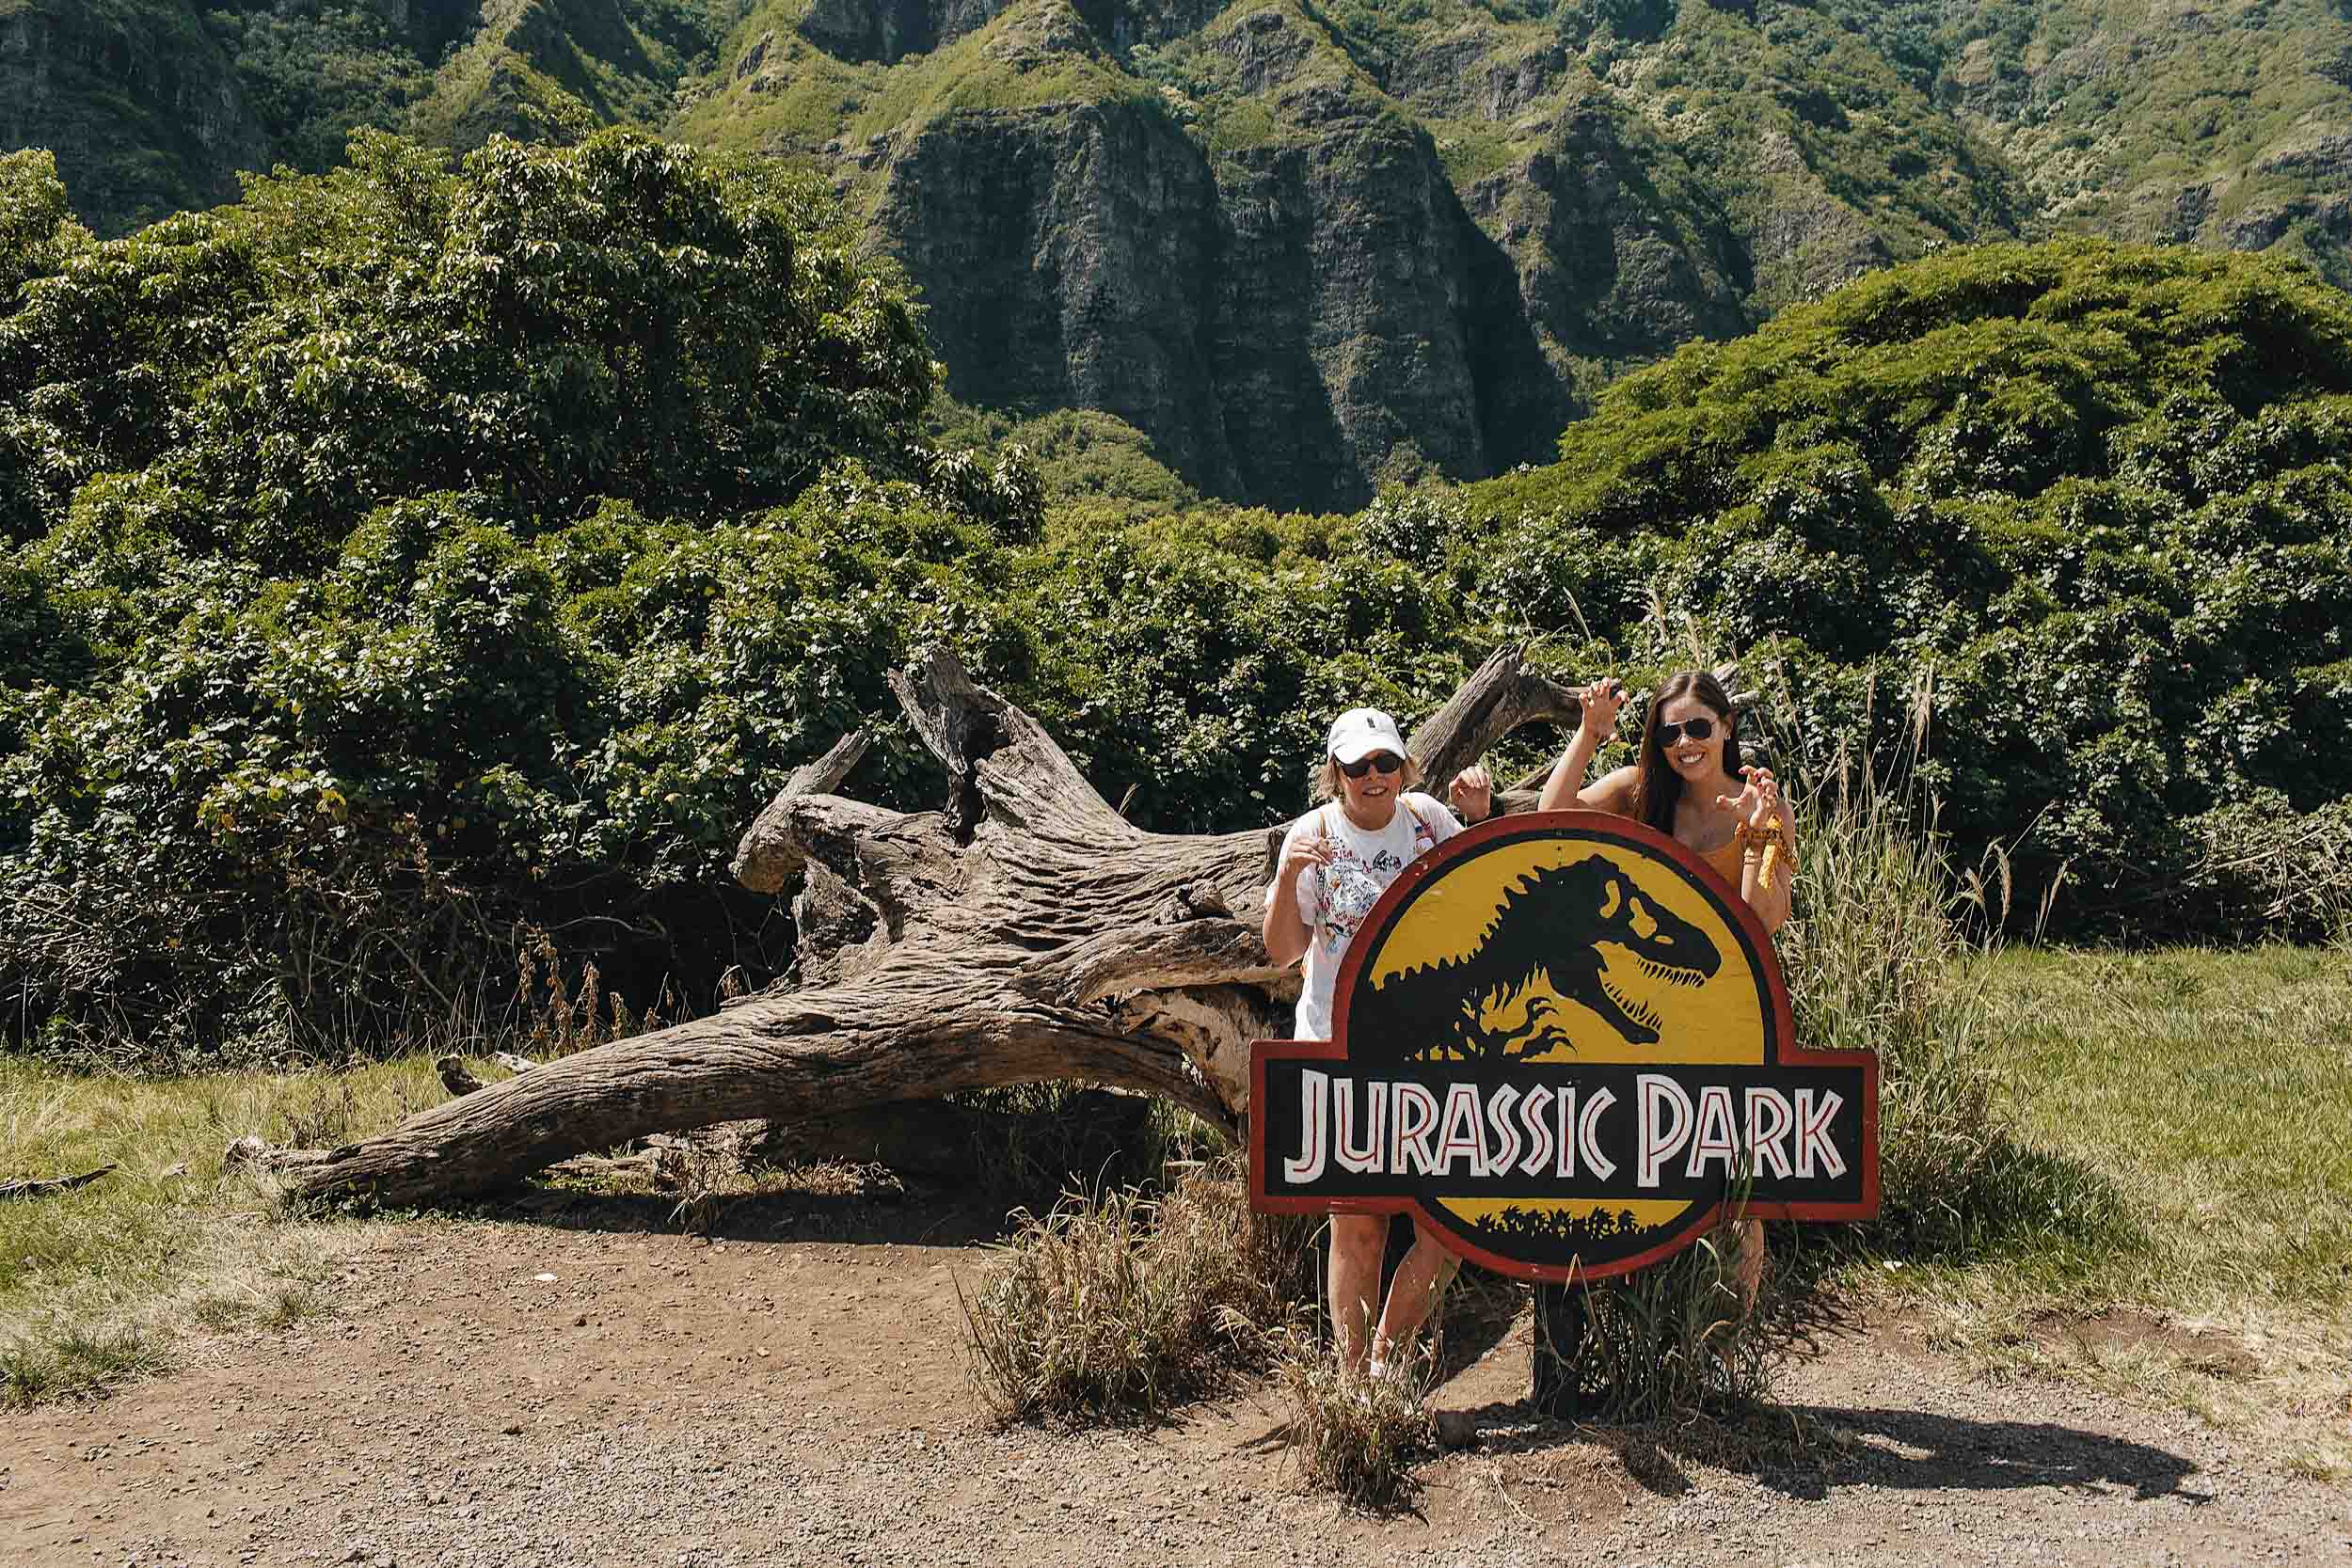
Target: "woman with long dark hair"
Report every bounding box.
[1536,669,1791,930]
[1536,669,1795,1300]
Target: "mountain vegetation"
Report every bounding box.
[8,0,2352,505]
[0,127,2344,1067]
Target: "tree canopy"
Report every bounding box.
[1,142,2344,1066]
[1459,238,2352,926]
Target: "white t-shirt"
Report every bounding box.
[1267,792,1463,1040]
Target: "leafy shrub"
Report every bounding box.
[0,132,1000,1063]
[1,129,938,577]
[1459,239,2352,936]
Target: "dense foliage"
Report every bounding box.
[1,134,2343,1064]
[1453,237,2352,928]
[0,133,982,1063]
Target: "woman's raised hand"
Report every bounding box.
[1447,766,1492,823]
[1715,765,1787,836]
[1578,677,1627,737]
[1278,832,1337,882]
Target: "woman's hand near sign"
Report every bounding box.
[1446,764,1493,824]
[1716,764,1795,932]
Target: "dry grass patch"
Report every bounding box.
[960,1157,1315,1425]
[1277,1339,1438,1510]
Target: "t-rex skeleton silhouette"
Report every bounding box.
[1361,854,1722,1060]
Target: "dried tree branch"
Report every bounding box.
[262,642,1570,1205]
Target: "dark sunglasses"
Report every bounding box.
[1339,752,1405,779]
[1656,717,1722,745]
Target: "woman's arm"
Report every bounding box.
[1537,678,1629,811]
[1263,825,1330,966]
[1579,765,1638,815]
[1724,768,1794,933]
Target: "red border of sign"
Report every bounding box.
[1249,808,1881,1282]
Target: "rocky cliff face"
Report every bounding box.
[0,1,266,234]
[676,0,2058,505]
[3,0,736,234]
[846,0,1768,508]
[13,0,2352,510]
[798,0,1008,63]
[877,89,1553,509]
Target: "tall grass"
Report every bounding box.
[1568,1204,1772,1422]
[960,1157,1315,1424]
[1773,720,2137,1267]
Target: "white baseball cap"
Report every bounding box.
[1327,707,1408,766]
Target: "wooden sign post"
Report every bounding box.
[1250,811,1879,1412]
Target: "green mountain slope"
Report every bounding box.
[408,0,744,150]
[1936,0,2352,280]
[8,0,2352,505]
[675,0,2037,503]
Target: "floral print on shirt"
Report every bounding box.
[1310,811,1438,959]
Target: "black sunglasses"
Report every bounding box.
[1657,716,1722,745]
[1339,752,1405,779]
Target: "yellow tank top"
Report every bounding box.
[1603,798,1744,885]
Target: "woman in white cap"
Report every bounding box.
[1263,705,1492,1379]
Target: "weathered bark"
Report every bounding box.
[274,644,1580,1206]
[436,1052,537,1097]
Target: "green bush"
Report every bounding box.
[1455,239,2352,934]
[3,166,2344,1068]
[0,132,999,1064]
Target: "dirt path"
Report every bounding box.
[4,1193,2344,1568]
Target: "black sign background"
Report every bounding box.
[1250,810,1880,1282]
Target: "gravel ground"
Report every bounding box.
[4,1199,2345,1568]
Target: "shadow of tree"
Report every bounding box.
[491,1181,1019,1250]
[1750,1404,2211,1504]
[1421,1395,2210,1506]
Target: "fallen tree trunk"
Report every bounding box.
[273,645,1580,1206]
[0,1164,117,1199]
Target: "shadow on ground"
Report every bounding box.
[1754,1404,2212,1504]
[1426,1393,2210,1507]
[486,1180,1022,1249]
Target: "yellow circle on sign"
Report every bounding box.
[1361,837,1765,1068]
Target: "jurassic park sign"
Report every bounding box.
[1250,810,1880,1281]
